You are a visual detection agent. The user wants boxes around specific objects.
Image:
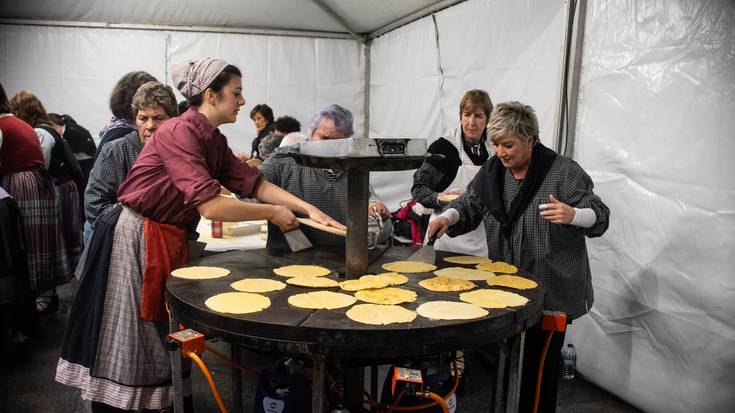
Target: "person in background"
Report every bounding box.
[259,104,392,251]
[249,103,274,159]
[55,58,344,413]
[10,90,82,314]
[0,83,70,316]
[177,99,191,115]
[279,131,309,148]
[76,81,177,276]
[48,113,97,218]
[258,115,301,160]
[94,71,157,161]
[412,89,493,255]
[427,101,610,413]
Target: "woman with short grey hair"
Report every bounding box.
[428,101,611,413]
[308,104,354,140]
[81,81,177,250]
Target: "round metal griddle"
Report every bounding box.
[167,246,543,358]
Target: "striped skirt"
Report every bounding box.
[1,169,71,291]
[56,206,189,410]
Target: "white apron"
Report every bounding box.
[428,130,488,257]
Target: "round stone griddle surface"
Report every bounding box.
[167,246,543,357]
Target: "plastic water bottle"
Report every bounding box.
[561,343,577,379]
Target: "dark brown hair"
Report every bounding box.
[0,83,10,114]
[109,71,157,121]
[9,90,51,127]
[250,103,274,123]
[188,65,242,107]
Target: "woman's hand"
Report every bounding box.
[305,206,347,231]
[427,216,450,240]
[539,194,575,225]
[369,202,391,218]
[268,205,299,232]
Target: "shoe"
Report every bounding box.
[36,294,59,315]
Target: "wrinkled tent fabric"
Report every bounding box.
[567,1,735,412]
[1,1,734,412]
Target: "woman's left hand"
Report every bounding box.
[306,206,347,231]
[369,202,391,218]
[539,194,575,225]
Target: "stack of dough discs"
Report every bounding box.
[205,292,270,314]
[459,289,529,308]
[347,304,417,325]
[355,287,417,305]
[273,265,331,277]
[416,301,488,320]
[339,275,391,291]
[487,275,538,290]
[375,272,409,286]
[172,266,230,279]
[382,261,437,273]
[286,276,339,288]
[476,261,518,274]
[434,267,494,281]
[288,291,356,309]
[443,255,492,265]
[419,276,476,292]
[231,278,286,293]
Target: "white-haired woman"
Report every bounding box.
[428,101,610,413]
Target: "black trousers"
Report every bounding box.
[518,325,566,413]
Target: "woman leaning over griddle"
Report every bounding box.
[427,101,610,413]
[55,58,345,413]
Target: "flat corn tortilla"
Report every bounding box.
[487,275,538,290]
[205,292,270,314]
[434,267,494,281]
[339,275,391,292]
[418,276,476,292]
[443,255,493,265]
[230,278,286,293]
[346,304,417,325]
[375,272,409,286]
[286,276,339,288]
[288,291,356,310]
[172,266,230,280]
[382,260,437,273]
[273,265,331,278]
[459,289,529,309]
[416,301,488,320]
[355,287,417,305]
[476,261,518,274]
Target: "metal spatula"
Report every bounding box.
[283,227,313,252]
[407,236,436,264]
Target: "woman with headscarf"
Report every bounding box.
[412,89,494,256]
[10,90,82,313]
[55,58,344,412]
[427,101,610,413]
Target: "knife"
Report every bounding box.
[407,235,437,264]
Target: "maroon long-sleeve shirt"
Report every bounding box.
[118,108,262,226]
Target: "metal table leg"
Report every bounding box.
[494,340,507,413]
[312,353,327,413]
[344,365,365,412]
[505,332,526,413]
[168,313,185,413]
[231,343,243,413]
[346,168,369,278]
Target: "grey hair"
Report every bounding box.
[308,104,354,139]
[131,81,178,118]
[487,101,540,144]
[257,133,284,159]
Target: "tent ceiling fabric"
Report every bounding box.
[0,0,449,36]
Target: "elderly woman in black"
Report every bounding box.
[249,103,274,159]
[428,101,610,412]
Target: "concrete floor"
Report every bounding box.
[0,280,643,413]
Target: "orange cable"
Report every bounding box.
[204,344,261,378]
[532,331,554,413]
[424,392,450,413]
[187,351,229,413]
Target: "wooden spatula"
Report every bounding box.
[296,218,347,237]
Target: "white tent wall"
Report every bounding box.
[0,24,365,155]
[567,1,735,412]
[368,0,566,211]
